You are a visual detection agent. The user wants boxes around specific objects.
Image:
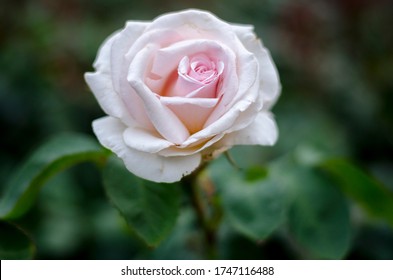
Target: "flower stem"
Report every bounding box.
[182,165,218,259]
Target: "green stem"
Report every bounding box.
[182,165,218,259]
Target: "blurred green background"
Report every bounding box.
[1,0,393,259]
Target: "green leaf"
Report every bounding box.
[286,165,351,259]
[0,221,35,259]
[320,158,393,226]
[244,165,268,182]
[103,156,181,247]
[209,158,289,241]
[0,133,109,219]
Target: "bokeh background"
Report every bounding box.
[1,0,393,259]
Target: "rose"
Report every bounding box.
[85,9,280,183]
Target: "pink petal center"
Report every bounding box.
[183,54,223,84]
[167,53,224,99]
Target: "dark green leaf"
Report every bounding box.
[145,209,203,259]
[209,158,289,241]
[286,165,351,259]
[0,133,109,219]
[320,158,393,226]
[103,156,181,247]
[0,221,35,259]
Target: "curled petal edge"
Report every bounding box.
[93,116,201,183]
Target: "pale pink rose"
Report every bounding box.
[85,9,280,183]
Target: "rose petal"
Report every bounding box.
[204,50,259,127]
[146,9,240,49]
[84,33,134,125]
[145,10,261,121]
[168,56,220,99]
[181,51,260,147]
[157,101,269,158]
[110,22,156,129]
[158,133,225,157]
[145,39,236,98]
[232,24,281,109]
[111,21,148,93]
[111,27,183,129]
[123,126,173,153]
[181,98,255,146]
[93,116,201,183]
[181,79,218,99]
[128,45,190,144]
[159,107,276,157]
[84,71,125,120]
[220,112,278,146]
[160,96,219,133]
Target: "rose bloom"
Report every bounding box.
[85,9,280,183]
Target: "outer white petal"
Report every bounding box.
[110,21,148,93]
[220,112,278,147]
[85,71,125,120]
[84,32,131,122]
[108,21,156,129]
[93,116,201,183]
[123,127,173,153]
[232,24,281,109]
[146,9,240,49]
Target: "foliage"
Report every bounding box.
[103,156,181,247]
[1,0,393,259]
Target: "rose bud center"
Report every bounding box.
[169,53,224,99]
